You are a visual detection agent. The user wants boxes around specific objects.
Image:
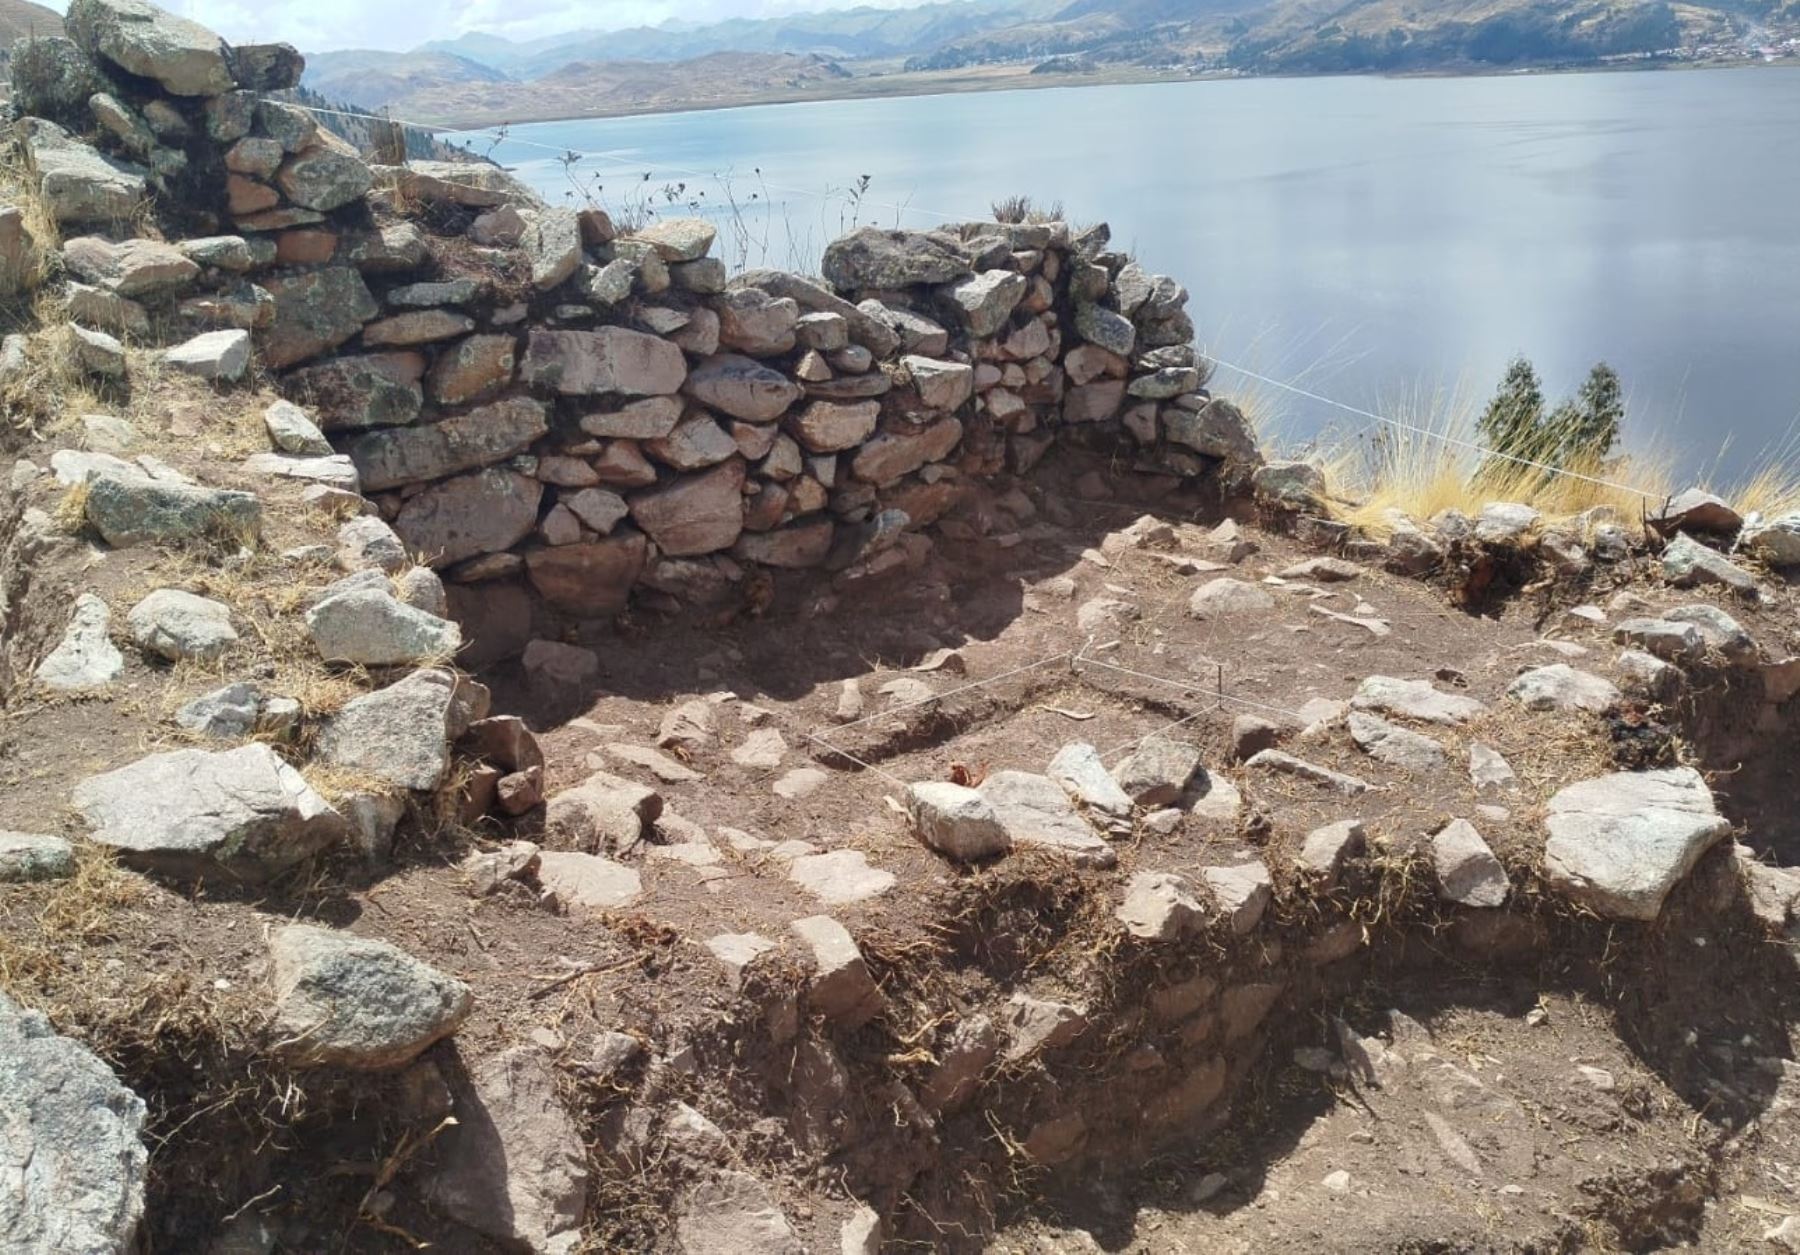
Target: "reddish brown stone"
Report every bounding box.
[525,533,649,616]
[275,229,337,265]
[227,174,279,215]
[429,334,517,406]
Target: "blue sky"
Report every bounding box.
[50,0,936,53]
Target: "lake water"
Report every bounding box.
[463,69,1800,481]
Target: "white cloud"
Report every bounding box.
[50,0,942,53]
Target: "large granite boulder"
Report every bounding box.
[519,327,686,396]
[347,396,547,492]
[20,120,145,224]
[0,992,148,1255]
[259,267,378,369]
[394,468,543,568]
[84,472,260,548]
[267,924,471,1069]
[314,668,456,792]
[71,743,345,880]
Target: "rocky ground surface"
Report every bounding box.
[5,5,1800,1253]
[8,420,1800,1251]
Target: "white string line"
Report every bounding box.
[821,650,1075,737]
[289,101,964,224]
[801,729,910,789]
[1205,356,1666,502]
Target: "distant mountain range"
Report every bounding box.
[32,0,1770,129]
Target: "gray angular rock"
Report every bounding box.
[164,328,251,380]
[64,235,199,297]
[174,681,261,740]
[276,147,373,212]
[1432,819,1508,907]
[1662,533,1756,594]
[1474,501,1541,543]
[1001,992,1088,1060]
[1117,870,1205,940]
[715,287,799,355]
[1506,664,1621,714]
[904,354,975,411]
[395,468,543,569]
[66,0,234,95]
[268,924,471,1069]
[947,269,1027,337]
[126,587,236,661]
[316,668,456,791]
[1651,487,1741,535]
[1164,399,1261,463]
[522,207,581,290]
[683,353,802,421]
[676,1170,802,1255]
[1740,512,1800,567]
[0,990,147,1255]
[1048,742,1135,829]
[262,398,331,455]
[304,587,461,666]
[1201,859,1273,934]
[0,831,76,882]
[1111,734,1201,807]
[425,1047,588,1255]
[1252,461,1328,511]
[71,323,126,377]
[36,593,124,691]
[1073,301,1135,355]
[520,326,686,396]
[1347,711,1446,771]
[1245,749,1373,795]
[21,119,145,224]
[980,770,1115,867]
[905,781,1009,861]
[72,743,345,879]
[1613,616,1706,665]
[1298,819,1365,886]
[1543,767,1732,920]
[1188,576,1275,620]
[259,266,378,369]
[1663,603,1759,665]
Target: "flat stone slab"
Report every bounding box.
[1543,767,1731,920]
[786,849,894,905]
[1245,749,1373,796]
[1352,675,1488,726]
[1506,664,1620,714]
[979,770,1117,868]
[535,851,643,910]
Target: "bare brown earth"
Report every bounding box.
[7,409,1800,1252]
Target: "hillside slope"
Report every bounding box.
[0,0,59,46]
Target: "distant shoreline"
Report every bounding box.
[427,55,1798,135]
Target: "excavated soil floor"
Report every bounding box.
[6,452,1800,1252]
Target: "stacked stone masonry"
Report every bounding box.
[9,19,1263,654]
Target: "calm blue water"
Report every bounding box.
[458,69,1800,480]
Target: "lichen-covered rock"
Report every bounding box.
[520,327,686,396]
[285,352,424,430]
[84,472,260,547]
[348,395,547,491]
[821,226,970,291]
[1662,533,1756,594]
[20,119,145,223]
[391,468,543,569]
[268,924,471,1069]
[259,267,378,369]
[66,0,234,96]
[0,832,76,882]
[72,743,345,880]
[276,146,373,212]
[1252,460,1328,511]
[947,269,1027,337]
[0,990,148,1254]
[63,235,198,297]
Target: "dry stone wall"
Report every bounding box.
[7,6,1262,660]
